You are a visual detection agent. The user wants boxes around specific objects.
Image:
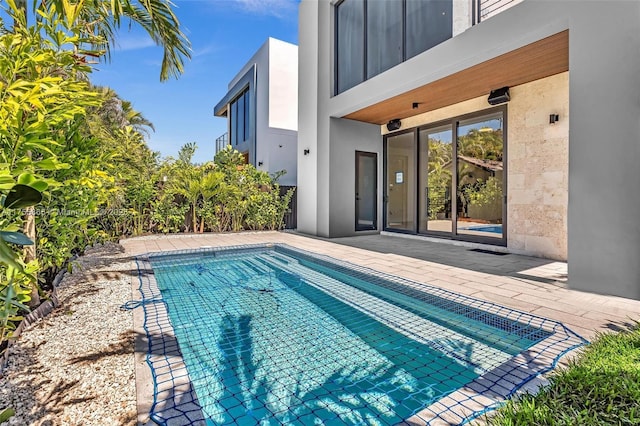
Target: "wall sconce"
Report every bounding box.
[487,86,510,105]
[412,102,419,109]
[386,119,402,132]
[258,161,263,166]
[303,148,310,156]
[549,114,559,124]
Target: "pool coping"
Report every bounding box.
[132,242,588,425]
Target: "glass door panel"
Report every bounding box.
[456,113,504,239]
[419,126,453,233]
[355,151,377,231]
[386,132,415,231]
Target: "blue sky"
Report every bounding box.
[91,0,299,163]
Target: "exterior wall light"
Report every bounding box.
[549,114,559,124]
[303,149,310,155]
[258,161,263,166]
[387,119,402,132]
[487,86,510,105]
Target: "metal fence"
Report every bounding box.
[280,186,297,230]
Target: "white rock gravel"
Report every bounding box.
[0,242,137,425]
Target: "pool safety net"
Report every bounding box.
[132,244,587,426]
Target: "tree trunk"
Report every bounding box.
[192,203,197,233]
[23,206,40,308]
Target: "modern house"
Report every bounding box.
[297,0,640,300]
[214,37,298,187]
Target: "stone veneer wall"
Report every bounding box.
[381,72,569,260]
[507,72,568,260]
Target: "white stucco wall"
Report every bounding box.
[265,38,298,186]
[269,39,298,131]
[297,1,320,234]
[225,38,298,186]
[329,118,381,237]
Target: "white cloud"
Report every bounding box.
[116,36,156,51]
[232,0,298,18]
[193,43,221,58]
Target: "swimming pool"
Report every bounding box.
[460,225,503,234]
[136,244,586,425]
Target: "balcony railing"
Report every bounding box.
[215,132,228,155]
[473,0,524,24]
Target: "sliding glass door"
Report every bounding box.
[456,113,504,241]
[419,125,453,234]
[384,108,506,244]
[385,132,415,231]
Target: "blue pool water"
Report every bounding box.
[146,246,556,425]
[462,225,503,234]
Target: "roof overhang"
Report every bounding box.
[344,30,569,125]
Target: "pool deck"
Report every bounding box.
[122,231,640,425]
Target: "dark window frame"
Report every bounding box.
[230,87,250,145]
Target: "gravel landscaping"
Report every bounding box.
[0,242,137,425]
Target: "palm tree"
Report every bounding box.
[15,0,191,81]
[122,99,155,136]
[92,87,155,136]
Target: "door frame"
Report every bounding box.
[355,150,378,231]
[383,128,418,234]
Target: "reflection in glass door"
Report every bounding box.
[419,126,453,234]
[385,132,415,231]
[456,113,504,240]
[355,151,377,231]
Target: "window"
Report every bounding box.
[406,0,453,59]
[336,0,453,94]
[336,0,364,94]
[367,0,403,79]
[243,89,250,139]
[230,100,238,146]
[229,88,250,146]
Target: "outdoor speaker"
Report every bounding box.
[487,87,510,105]
[387,119,402,132]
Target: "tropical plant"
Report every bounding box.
[0,0,192,375]
[13,0,191,81]
[458,128,503,161]
[463,176,503,208]
[213,145,292,232]
[426,137,453,220]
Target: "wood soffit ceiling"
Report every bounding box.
[344,30,569,125]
